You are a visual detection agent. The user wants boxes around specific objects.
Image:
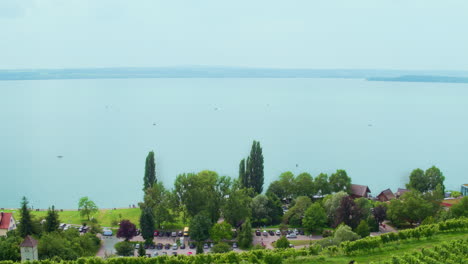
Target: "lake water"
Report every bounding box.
[1,78,467,209]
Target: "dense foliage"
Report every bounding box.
[239,140,264,195]
[78,197,98,221]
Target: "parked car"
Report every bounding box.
[268,230,275,236]
[79,226,84,232]
[162,252,167,255]
[165,231,171,237]
[299,230,305,235]
[149,244,155,249]
[157,243,163,250]
[255,230,261,236]
[153,230,159,237]
[103,229,113,236]
[158,231,164,237]
[262,230,268,236]
[172,252,178,256]
[232,242,238,248]
[187,252,193,256]
[171,232,177,237]
[164,243,171,249]
[153,252,158,257]
[286,233,297,239]
[180,243,186,249]
[275,230,281,236]
[136,229,140,236]
[172,243,178,250]
[203,243,209,249]
[178,231,183,237]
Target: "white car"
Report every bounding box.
[275,230,281,236]
[286,233,297,239]
[103,229,113,236]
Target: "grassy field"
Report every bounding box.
[3,208,141,228]
[285,231,468,264]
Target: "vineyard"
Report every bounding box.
[0,218,466,264]
[372,238,468,264]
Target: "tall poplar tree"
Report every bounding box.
[18,196,34,237]
[143,151,156,191]
[239,159,247,188]
[247,141,264,195]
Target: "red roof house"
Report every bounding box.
[0,212,17,236]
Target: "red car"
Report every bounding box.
[154,230,159,237]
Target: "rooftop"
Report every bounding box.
[0,212,12,230]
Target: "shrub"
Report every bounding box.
[275,236,290,249]
[355,220,370,238]
[211,242,232,253]
[114,241,134,256]
[322,230,333,238]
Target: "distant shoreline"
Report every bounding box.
[1,67,468,82]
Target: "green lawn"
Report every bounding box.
[285,231,468,264]
[4,208,141,228]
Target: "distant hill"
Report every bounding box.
[0,67,467,81]
[368,75,468,83]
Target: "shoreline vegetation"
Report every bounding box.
[0,67,468,82]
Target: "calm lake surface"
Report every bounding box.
[1,78,467,209]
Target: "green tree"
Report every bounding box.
[222,182,252,227]
[355,220,370,238]
[355,197,373,219]
[190,213,212,243]
[315,173,331,195]
[323,191,348,224]
[78,197,98,221]
[406,168,427,192]
[142,182,174,228]
[329,169,352,193]
[114,241,134,256]
[139,206,155,245]
[406,166,445,193]
[303,202,327,233]
[238,218,253,249]
[425,166,445,193]
[143,151,156,190]
[275,236,290,248]
[387,190,434,226]
[209,222,233,243]
[18,196,34,237]
[295,172,315,198]
[450,196,468,218]
[252,194,272,226]
[242,141,264,195]
[0,232,22,261]
[332,224,359,244]
[239,158,247,188]
[283,196,312,226]
[174,171,230,223]
[44,205,60,233]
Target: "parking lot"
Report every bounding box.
[131,234,211,256]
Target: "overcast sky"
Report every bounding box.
[1,0,467,70]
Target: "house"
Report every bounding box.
[20,236,38,262]
[350,184,371,198]
[0,212,17,236]
[377,189,396,202]
[461,184,468,196]
[395,188,409,198]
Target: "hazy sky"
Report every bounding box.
[1,0,468,70]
